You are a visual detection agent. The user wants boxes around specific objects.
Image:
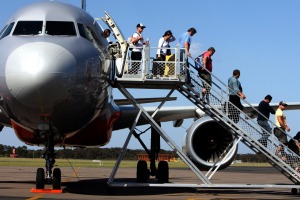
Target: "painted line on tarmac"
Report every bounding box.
[26,195,43,200]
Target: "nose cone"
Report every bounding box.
[6,42,76,111]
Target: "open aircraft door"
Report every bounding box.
[100,12,128,77]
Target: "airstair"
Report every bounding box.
[181,65,300,183]
[100,12,300,191]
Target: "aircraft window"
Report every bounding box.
[0,25,8,36]
[13,21,42,35]
[46,21,76,36]
[0,22,14,40]
[77,23,89,40]
[85,26,102,46]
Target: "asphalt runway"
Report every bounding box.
[0,165,299,200]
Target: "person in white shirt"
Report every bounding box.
[130,23,149,73]
[156,30,176,61]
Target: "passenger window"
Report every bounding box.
[0,22,15,40]
[13,21,42,35]
[46,21,76,36]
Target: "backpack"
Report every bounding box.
[194,53,204,69]
[127,35,136,51]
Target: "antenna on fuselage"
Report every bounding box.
[81,0,86,10]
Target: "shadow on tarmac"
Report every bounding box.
[62,178,300,199]
[63,178,196,196]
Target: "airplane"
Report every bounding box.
[1,0,300,190]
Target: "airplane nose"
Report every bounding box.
[5,42,76,112]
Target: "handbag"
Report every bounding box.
[166,48,171,55]
[161,40,171,55]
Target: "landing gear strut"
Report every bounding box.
[35,130,61,190]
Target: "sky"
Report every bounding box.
[0,0,300,154]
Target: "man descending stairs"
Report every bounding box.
[178,61,300,184]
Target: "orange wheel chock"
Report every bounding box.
[31,188,63,193]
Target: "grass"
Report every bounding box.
[231,162,271,167]
[0,157,188,168]
[0,157,271,168]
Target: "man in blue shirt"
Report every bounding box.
[178,28,197,87]
[227,69,246,123]
[257,95,275,147]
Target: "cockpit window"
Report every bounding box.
[0,22,15,40]
[0,25,8,37]
[77,23,89,40]
[13,21,42,35]
[46,21,76,36]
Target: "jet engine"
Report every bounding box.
[183,116,238,170]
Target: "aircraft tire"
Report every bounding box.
[36,168,45,189]
[291,188,298,195]
[136,160,148,183]
[157,161,169,183]
[52,168,61,190]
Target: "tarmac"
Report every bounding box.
[0,165,299,200]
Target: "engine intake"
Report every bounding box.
[183,116,238,170]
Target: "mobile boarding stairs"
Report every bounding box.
[100,12,300,192]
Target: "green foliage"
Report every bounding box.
[0,144,177,160]
[0,144,268,163]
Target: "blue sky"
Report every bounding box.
[1,0,300,154]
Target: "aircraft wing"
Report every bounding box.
[243,102,300,118]
[114,102,300,130]
[115,97,177,106]
[113,106,205,130]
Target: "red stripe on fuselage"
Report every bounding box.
[11,121,42,145]
[62,110,122,146]
[11,111,122,147]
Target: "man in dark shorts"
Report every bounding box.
[274,101,290,161]
[199,47,215,102]
[288,131,300,155]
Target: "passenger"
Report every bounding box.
[274,101,290,161]
[101,29,111,38]
[227,69,246,123]
[198,47,215,102]
[178,27,197,87]
[130,23,149,74]
[288,131,300,155]
[154,30,176,77]
[156,30,176,61]
[288,132,300,173]
[257,95,275,147]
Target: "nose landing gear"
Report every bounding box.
[34,131,62,191]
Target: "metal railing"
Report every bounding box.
[119,45,187,81]
[187,59,300,182]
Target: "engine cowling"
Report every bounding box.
[183,116,238,170]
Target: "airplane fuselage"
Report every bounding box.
[0,2,121,146]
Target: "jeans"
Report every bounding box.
[257,120,271,147]
[180,50,191,84]
[228,95,243,123]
